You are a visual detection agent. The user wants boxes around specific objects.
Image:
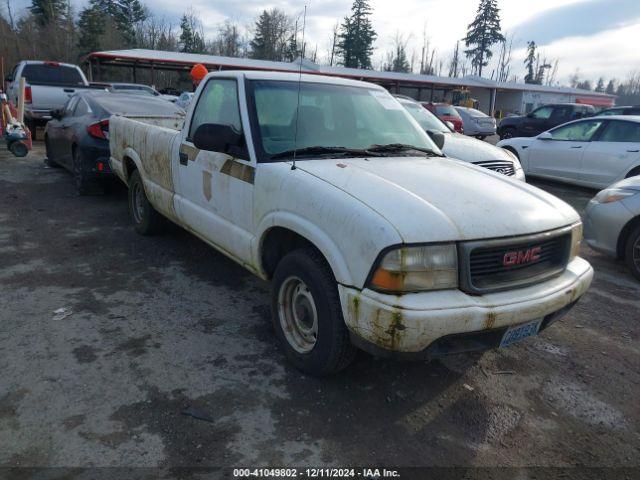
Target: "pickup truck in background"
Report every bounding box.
[5,61,92,137]
[109,71,593,376]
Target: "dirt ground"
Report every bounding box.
[0,142,638,477]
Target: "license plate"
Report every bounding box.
[500,319,542,348]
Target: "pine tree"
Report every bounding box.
[336,0,377,69]
[605,79,616,95]
[595,77,605,92]
[463,0,505,77]
[249,9,291,61]
[77,4,105,55]
[524,41,536,84]
[30,0,67,26]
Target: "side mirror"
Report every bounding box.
[538,132,553,141]
[427,130,446,150]
[193,123,243,154]
[445,121,455,131]
[50,108,64,120]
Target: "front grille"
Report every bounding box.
[460,229,572,294]
[474,160,515,176]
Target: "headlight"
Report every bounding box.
[368,244,458,293]
[570,222,583,261]
[593,188,638,204]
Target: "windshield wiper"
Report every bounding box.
[366,143,444,157]
[271,146,380,160]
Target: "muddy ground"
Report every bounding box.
[0,143,638,477]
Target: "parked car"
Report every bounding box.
[422,102,464,133]
[396,97,524,180]
[498,116,640,189]
[176,92,194,110]
[5,61,93,138]
[497,103,596,140]
[45,91,185,195]
[454,106,496,139]
[584,176,640,280]
[597,106,640,116]
[109,71,592,376]
[91,82,178,102]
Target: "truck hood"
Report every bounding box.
[294,157,579,243]
[442,133,513,163]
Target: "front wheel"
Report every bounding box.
[271,248,356,376]
[625,226,640,281]
[128,170,166,235]
[500,128,515,140]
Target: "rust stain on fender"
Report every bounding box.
[202,171,213,201]
[221,159,255,184]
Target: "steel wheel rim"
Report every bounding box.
[278,276,318,353]
[132,182,145,224]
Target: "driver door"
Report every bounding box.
[521,106,554,136]
[174,77,255,264]
[527,119,604,181]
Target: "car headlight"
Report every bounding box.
[593,188,638,204]
[368,244,458,293]
[570,222,583,261]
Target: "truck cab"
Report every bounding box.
[109,71,593,376]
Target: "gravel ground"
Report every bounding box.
[0,143,638,477]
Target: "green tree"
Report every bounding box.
[249,9,291,61]
[524,41,536,84]
[384,33,410,73]
[179,11,205,53]
[605,79,616,95]
[29,0,67,26]
[336,0,377,69]
[77,4,106,55]
[463,0,505,77]
[595,77,605,92]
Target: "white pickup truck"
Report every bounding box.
[110,71,593,376]
[5,61,91,135]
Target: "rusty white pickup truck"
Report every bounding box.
[109,71,593,376]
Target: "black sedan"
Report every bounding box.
[44,91,185,194]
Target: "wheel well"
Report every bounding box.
[502,145,519,159]
[123,156,137,181]
[626,166,640,179]
[261,227,320,279]
[617,215,640,259]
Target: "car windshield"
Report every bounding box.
[113,85,157,96]
[401,101,450,133]
[250,80,437,160]
[22,64,85,86]
[435,105,461,118]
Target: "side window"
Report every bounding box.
[550,120,603,141]
[188,79,241,140]
[598,121,640,143]
[74,99,90,116]
[531,106,553,119]
[551,106,572,120]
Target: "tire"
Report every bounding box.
[128,169,166,235]
[73,148,104,196]
[44,136,61,168]
[476,135,486,141]
[500,128,515,140]
[624,226,640,281]
[271,248,357,376]
[626,168,640,179]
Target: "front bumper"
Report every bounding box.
[584,199,633,258]
[340,257,593,356]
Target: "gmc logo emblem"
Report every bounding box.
[503,246,542,266]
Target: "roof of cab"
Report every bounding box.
[205,70,386,89]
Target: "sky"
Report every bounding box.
[7,0,640,85]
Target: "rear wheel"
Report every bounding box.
[271,248,356,376]
[624,226,640,281]
[500,127,516,140]
[73,148,104,195]
[128,170,166,235]
[44,136,60,167]
[476,135,486,141]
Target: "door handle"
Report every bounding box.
[61,125,69,129]
[63,88,75,93]
[179,152,188,165]
[627,149,639,153]
[570,146,583,149]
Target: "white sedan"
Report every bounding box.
[498,115,640,189]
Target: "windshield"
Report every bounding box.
[22,64,85,86]
[112,85,157,96]
[250,80,437,161]
[435,105,462,118]
[401,101,450,133]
